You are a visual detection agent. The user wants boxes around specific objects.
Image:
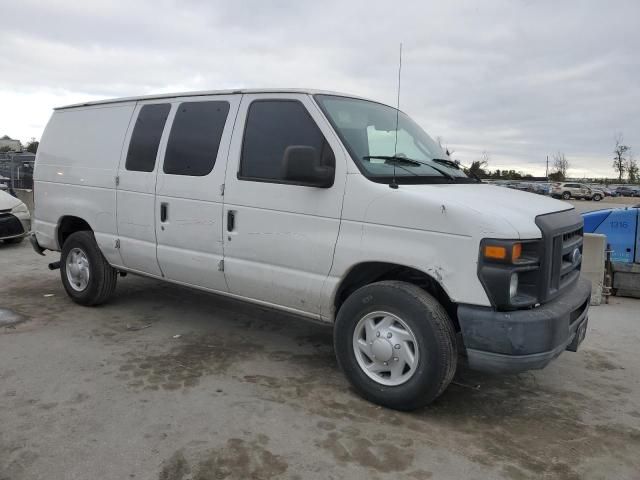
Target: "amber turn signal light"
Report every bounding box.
[484,245,507,260]
[511,243,522,262]
[483,243,522,262]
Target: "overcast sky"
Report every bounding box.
[1,0,638,177]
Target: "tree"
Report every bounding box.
[613,134,630,181]
[466,151,490,178]
[548,171,564,181]
[25,137,39,154]
[0,146,12,153]
[628,157,639,183]
[552,152,569,180]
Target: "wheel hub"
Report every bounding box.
[352,311,420,387]
[371,338,393,362]
[66,247,90,292]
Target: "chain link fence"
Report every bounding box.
[0,152,35,192]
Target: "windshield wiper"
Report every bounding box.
[432,158,482,183]
[363,155,422,167]
[362,155,456,182]
[432,158,461,169]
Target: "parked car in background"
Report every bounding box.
[595,186,617,197]
[0,189,31,244]
[533,183,551,195]
[551,182,602,201]
[587,186,605,201]
[515,182,536,193]
[616,186,640,197]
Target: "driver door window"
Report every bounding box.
[239,100,335,184]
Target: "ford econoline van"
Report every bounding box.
[31,89,591,410]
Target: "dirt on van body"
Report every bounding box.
[1,240,640,480]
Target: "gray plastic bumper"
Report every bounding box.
[457,278,591,374]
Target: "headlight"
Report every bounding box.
[11,203,29,215]
[478,239,540,310]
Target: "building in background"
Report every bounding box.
[0,135,22,151]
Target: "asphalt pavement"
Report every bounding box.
[1,241,639,479]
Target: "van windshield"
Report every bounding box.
[314,95,472,184]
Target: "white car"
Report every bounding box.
[0,190,31,244]
[551,182,603,201]
[31,89,591,410]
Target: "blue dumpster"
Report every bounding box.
[582,206,639,264]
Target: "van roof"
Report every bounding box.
[55,88,381,110]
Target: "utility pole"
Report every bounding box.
[545,155,549,179]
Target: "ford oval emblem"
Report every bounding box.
[572,248,582,265]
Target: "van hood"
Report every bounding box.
[400,183,573,238]
[0,191,23,211]
[355,180,575,240]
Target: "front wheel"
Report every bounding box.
[562,192,571,200]
[593,194,602,201]
[60,231,117,306]
[334,281,457,411]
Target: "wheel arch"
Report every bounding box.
[333,261,459,330]
[57,215,93,248]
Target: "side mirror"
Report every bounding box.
[283,145,334,188]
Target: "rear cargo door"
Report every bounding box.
[116,100,172,276]
[154,95,240,292]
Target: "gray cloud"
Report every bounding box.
[1,0,638,177]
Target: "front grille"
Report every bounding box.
[535,210,584,303]
[552,226,583,293]
[0,213,24,238]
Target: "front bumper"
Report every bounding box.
[0,212,29,240]
[457,278,591,374]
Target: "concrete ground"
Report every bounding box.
[1,241,639,480]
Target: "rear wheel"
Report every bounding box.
[60,231,117,306]
[334,281,457,411]
[562,192,571,200]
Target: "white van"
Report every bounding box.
[32,89,591,410]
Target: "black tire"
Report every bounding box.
[593,194,602,201]
[60,231,117,306]
[3,236,24,244]
[562,192,571,200]
[334,281,457,411]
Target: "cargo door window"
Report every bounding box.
[163,101,230,176]
[239,100,335,184]
[125,103,171,172]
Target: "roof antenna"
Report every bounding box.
[390,42,402,190]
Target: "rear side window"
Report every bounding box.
[125,103,171,172]
[163,101,230,176]
[240,100,334,182]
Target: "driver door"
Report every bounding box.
[221,93,347,315]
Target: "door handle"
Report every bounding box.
[160,202,168,222]
[227,210,235,232]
